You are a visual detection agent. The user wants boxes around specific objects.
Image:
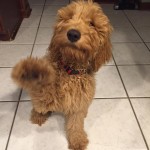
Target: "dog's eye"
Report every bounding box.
[89,21,94,27]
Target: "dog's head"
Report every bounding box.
[50,0,113,72]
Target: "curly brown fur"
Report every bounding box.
[11,0,112,149]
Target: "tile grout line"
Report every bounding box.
[112,41,144,43]
[0,101,22,103]
[1,64,150,69]
[112,41,149,43]
[112,53,150,150]
[114,64,150,66]
[0,67,13,68]
[0,42,148,45]
[1,96,150,103]
[123,11,150,52]
[94,97,150,100]
[5,89,23,150]
[29,0,47,57]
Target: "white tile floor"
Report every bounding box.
[0,0,150,150]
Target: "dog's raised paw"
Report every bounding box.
[12,57,56,89]
[20,58,43,81]
[21,67,40,81]
[12,57,40,81]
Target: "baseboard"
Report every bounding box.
[138,2,150,10]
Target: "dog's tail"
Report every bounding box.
[11,57,56,90]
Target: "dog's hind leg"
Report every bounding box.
[11,57,56,90]
[65,113,88,150]
[30,109,52,126]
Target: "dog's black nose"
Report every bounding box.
[67,29,81,42]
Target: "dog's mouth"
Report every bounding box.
[59,44,90,65]
[61,40,89,55]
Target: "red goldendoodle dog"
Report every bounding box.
[12,0,112,149]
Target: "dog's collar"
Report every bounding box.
[58,60,87,75]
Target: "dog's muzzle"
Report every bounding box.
[67,29,81,42]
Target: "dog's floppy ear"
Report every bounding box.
[90,32,112,72]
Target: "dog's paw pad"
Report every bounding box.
[21,69,40,80]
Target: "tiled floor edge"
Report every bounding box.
[113,54,150,150]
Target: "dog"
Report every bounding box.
[11,0,112,149]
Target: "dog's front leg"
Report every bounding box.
[66,113,88,150]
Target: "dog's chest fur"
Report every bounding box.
[58,71,95,112]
